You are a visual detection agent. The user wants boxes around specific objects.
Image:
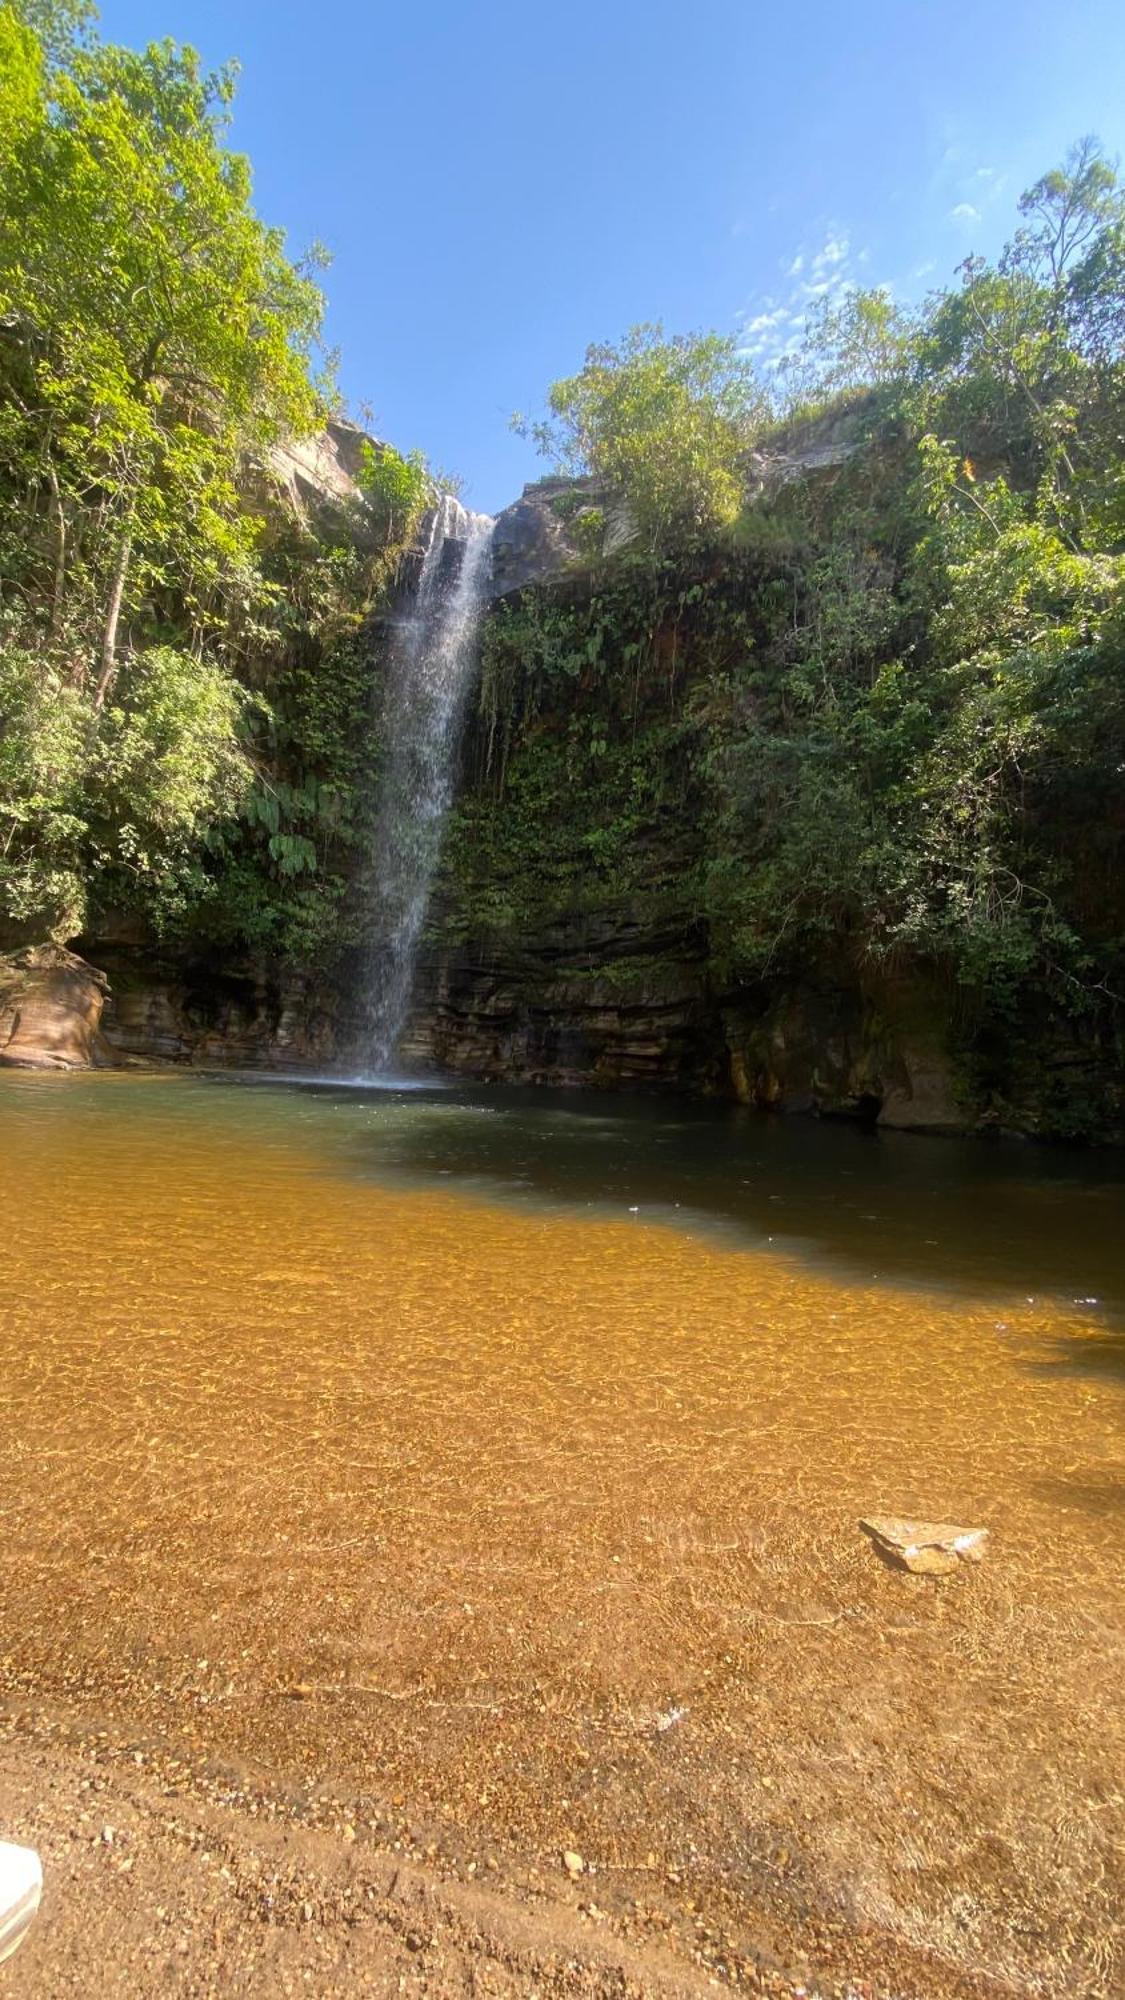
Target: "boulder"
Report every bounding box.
[877,1043,965,1133]
[490,478,588,597]
[0,944,110,1070]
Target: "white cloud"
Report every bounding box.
[812,234,850,273]
[931,141,1007,219]
[738,226,867,371]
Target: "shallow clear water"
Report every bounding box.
[1,1070,1122,1991]
[82,1066,1125,1321]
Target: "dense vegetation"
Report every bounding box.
[445,150,1124,1126]
[0,0,428,953]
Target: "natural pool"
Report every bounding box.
[1,1070,1122,1995]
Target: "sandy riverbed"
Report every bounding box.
[1,1074,1121,1995]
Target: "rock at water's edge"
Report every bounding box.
[0,944,110,1070]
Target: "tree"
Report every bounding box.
[519,324,765,548]
[0,4,334,940]
[0,7,329,693]
[7,0,93,67]
[775,287,914,410]
[0,639,254,938]
[910,141,1123,550]
[1008,136,1122,289]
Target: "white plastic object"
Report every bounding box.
[0,1842,42,1964]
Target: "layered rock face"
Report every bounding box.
[0,941,353,1076]
[0,945,110,1070]
[400,932,973,1131]
[7,927,1114,1142]
[400,911,717,1093]
[92,948,342,1071]
[403,930,1122,1137]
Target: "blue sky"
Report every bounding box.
[98,0,1125,513]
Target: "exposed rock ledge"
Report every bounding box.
[0,945,109,1070]
[5,937,1119,1141]
[267,402,871,603]
[488,404,870,598]
[490,477,640,597]
[269,416,373,517]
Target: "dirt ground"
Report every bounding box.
[2,1719,1018,1999]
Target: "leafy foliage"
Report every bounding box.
[446,144,1124,1128]
[0,635,252,935]
[0,3,431,954]
[518,324,767,548]
[0,5,330,688]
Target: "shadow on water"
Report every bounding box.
[220,1073,1125,1328]
[1032,1469,1125,1516]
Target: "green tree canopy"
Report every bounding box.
[0,1,329,693]
[0,2,338,941]
[520,324,767,548]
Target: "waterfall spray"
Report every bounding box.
[365,494,494,1071]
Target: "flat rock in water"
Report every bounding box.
[860,1516,989,1576]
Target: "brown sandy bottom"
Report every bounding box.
[0,1081,1122,1996]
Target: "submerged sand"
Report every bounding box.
[0,1076,1121,1995]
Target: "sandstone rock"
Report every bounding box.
[876,1030,965,1133]
[403,910,715,1091]
[269,417,373,518]
[0,945,110,1070]
[491,479,588,597]
[860,1517,989,1576]
[744,398,872,503]
[490,477,639,597]
[94,951,342,1071]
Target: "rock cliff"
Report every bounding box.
[6,404,1119,1144]
[396,936,974,1133]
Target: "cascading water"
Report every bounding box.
[364,493,494,1071]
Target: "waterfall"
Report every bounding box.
[364,493,494,1071]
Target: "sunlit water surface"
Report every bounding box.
[1,1071,1122,1991]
